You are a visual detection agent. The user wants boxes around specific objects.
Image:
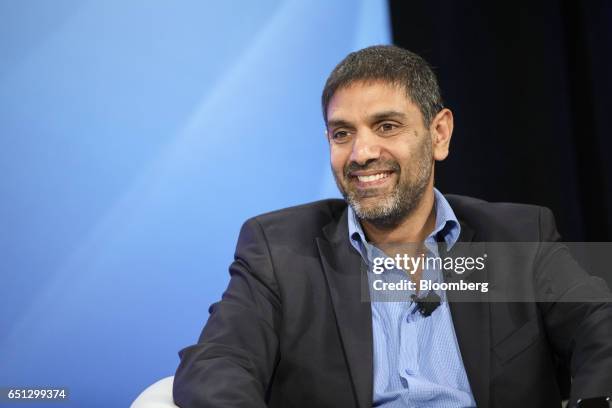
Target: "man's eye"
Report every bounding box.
[379,123,397,132]
[331,130,351,142]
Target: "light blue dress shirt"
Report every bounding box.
[348,188,476,408]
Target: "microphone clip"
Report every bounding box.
[410,291,441,317]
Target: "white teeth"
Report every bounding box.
[357,173,389,182]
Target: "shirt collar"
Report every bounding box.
[348,187,461,251]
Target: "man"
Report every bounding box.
[173,45,612,407]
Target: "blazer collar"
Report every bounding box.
[447,220,492,407]
[317,207,373,408]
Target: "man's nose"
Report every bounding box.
[349,131,381,165]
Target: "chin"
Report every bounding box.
[353,200,397,219]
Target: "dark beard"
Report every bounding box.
[333,136,433,229]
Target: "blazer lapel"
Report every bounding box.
[447,221,491,407]
[316,209,373,408]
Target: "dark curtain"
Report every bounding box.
[389,0,612,241]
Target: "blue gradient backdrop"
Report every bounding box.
[0,1,390,406]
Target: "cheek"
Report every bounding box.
[395,143,424,166]
[330,146,348,174]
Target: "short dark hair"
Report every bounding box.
[321,45,444,126]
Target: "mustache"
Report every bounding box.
[344,160,400,178]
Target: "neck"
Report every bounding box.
[361,184,436,245]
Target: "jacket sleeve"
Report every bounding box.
[535,207,612,406]
[173,217,281,408]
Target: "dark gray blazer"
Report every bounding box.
[173,195,612,407]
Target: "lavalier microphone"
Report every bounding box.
[410,291,441,317]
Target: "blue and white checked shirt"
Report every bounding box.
[348,188,476,408]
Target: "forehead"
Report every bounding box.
[326,80,421,124]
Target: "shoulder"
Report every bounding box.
[240,199,347,246]
[253,199,346,223]
[445,194,560,241]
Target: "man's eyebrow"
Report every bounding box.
[326,119,353,129]
[326,111,407,129]
[369,110,407,122]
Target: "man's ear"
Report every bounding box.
[430,108,454,161]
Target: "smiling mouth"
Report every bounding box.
[348,171,395,191]
[355,172,392,183]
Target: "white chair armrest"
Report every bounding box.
[131,376,177,408]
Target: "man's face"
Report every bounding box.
[326,80,434,226]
